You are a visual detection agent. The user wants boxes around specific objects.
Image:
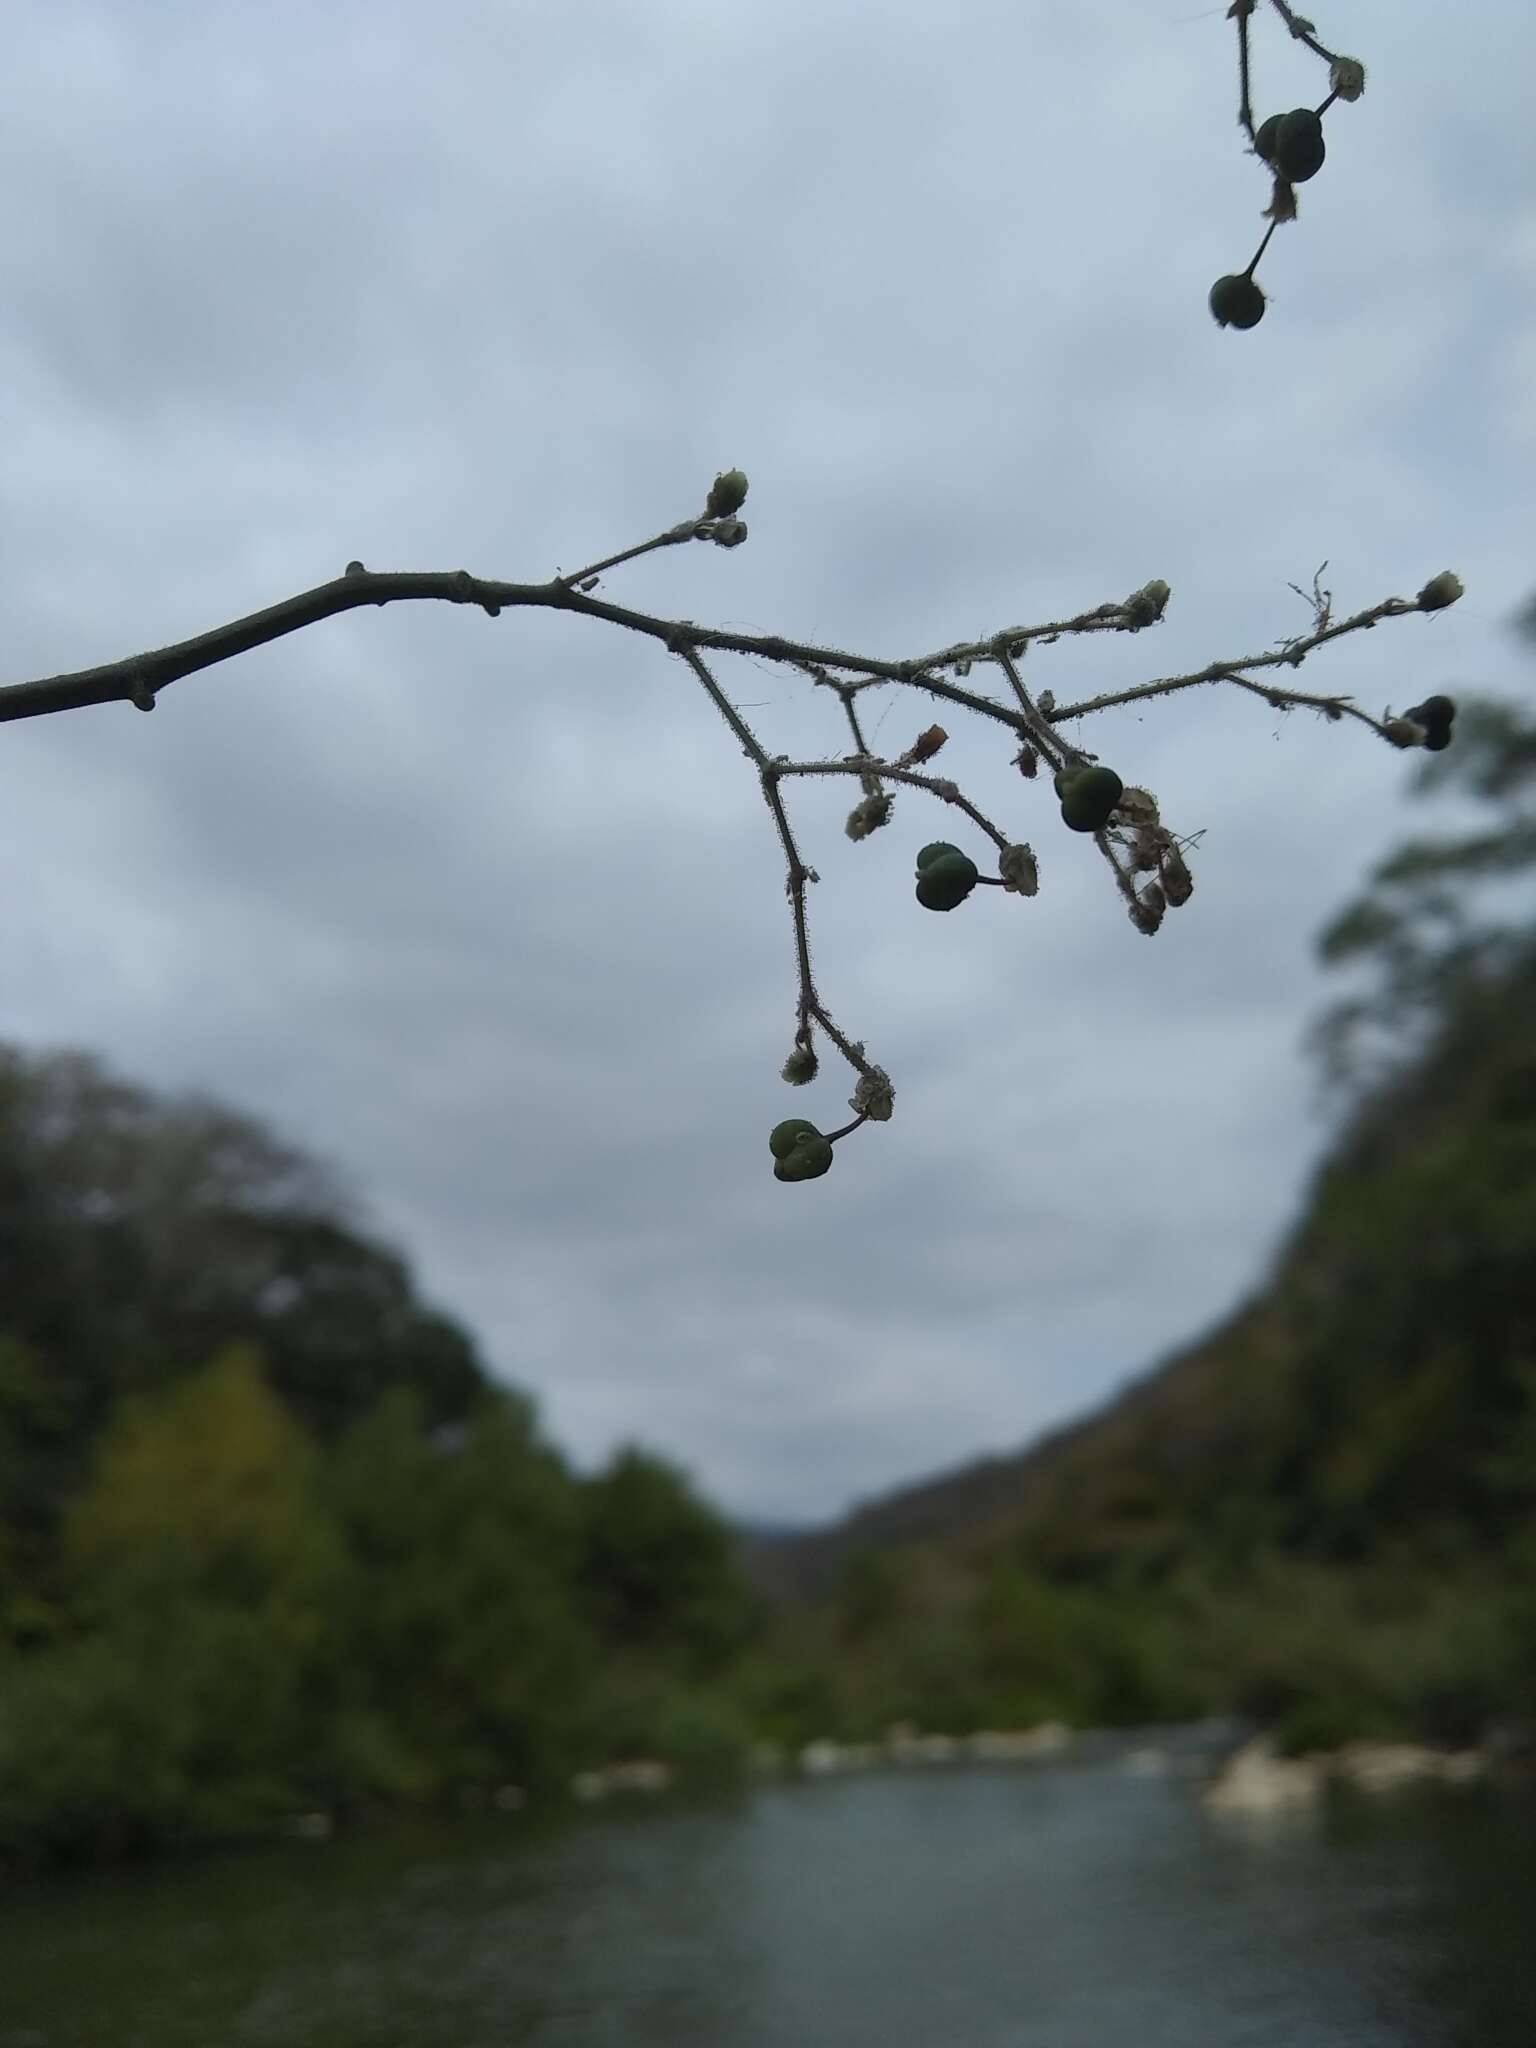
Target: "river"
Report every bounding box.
[1,1734,1531,2046]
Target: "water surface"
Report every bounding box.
[1,1741,1530,2047]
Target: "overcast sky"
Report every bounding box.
[2,1,1531,1525]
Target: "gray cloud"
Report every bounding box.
[2,1,1530,1522]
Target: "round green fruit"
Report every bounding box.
[1209,274,1266,330]
[773,1132,834,1181]
[915,849,978,911]
[916,841,964,871]
[1254,113,1284,165]
[1405,694,1456,752]
[1274,107,1325,182]
[1060,766,1124,834]
[769,1118,822,1162]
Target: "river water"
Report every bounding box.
[1,1736,1531,2047]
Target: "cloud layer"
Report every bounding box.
[3,1,1531,1520]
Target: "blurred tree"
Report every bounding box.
[1310,595,1536,1098]
[580,1445,756,1671]
[0,1345,345,1859]
[0,1046,489,1500]
[325,1385,596,1793]
[63,1342,340,1619]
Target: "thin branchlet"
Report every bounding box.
[1214,3,1363,324]
[1,478,1460,1176]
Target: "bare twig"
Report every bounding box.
[1212,4,1364,326]
[1267,0,1338,64]
[1,487,1460,1177]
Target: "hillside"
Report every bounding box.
[736,941,1536,1751]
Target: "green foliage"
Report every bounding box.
[323,1386,597,1795]
[580,1446,756,1672]
[0,1045,489,1483]
[65,1345,339,1619]
[0,1098,766,1869]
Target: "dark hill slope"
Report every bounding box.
[750,951,1536,1610]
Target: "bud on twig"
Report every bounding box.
[705,469,749,518]
[1159,846,1194,907]
[1116,787,1160,826]
[1122,580,1171,628]
[1384,717,1427,749]
[781,1045,819,1085]
[1128,883,1166,935]
[999,844,1040,897]
[845,793,893,841]
[1416,571,1463,612]
[850,1066,895,1122]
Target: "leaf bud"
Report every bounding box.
[999,843,1039,896]
[1128,883,1166,936]
[1159,845,1194,907]
[1116,787,1160,825]
[705,468,749,518]
[845,793,893,841]
[781,1046,819,1086]
[1123,579,1171,627]
[850,1066,895,1122]
[1328,56,1366,102]
[1416,572,1463,612]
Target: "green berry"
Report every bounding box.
[915,848,979,911]
[1254,113,1284,165]
[1052,769,1082,799]
[1274,108,1325,183]
[1404,695,1456,752]
[769,1118,822,1162]
[916,841,964,871]
[1209,274,1266,330]
[773,1132,834,1182]
[1059,766,1124,834]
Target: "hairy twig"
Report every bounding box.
[1,477,1463,1180]
[1211,3,1366,329]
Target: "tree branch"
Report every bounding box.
[1,483,1461,1178]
